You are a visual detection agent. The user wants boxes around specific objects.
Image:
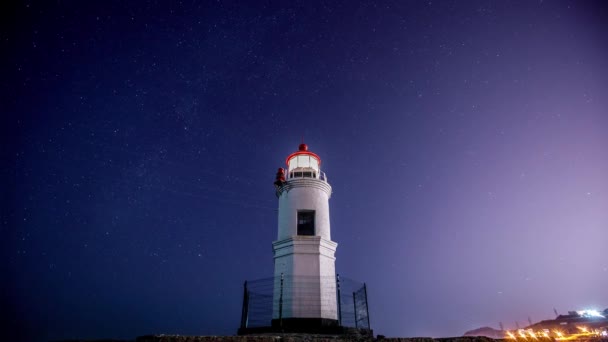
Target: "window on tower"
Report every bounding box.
[297,211,315,236]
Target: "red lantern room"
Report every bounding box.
[284,143,326,181]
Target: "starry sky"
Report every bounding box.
[2,1,608,341]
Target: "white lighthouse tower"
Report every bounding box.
[272,143,338,328]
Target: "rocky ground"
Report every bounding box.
[56,335,608,342]
[57,335,500,342]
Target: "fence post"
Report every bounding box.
[336,274,342,326]
[364,283,370,329]
[279,273,284,328]
[240,281,249,329]
[353,291,358,328]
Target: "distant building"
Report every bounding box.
[527,308,608,334]
[465,309,608,338]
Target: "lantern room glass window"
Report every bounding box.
[310,157,319,171]
[297,211,315,236]
[288,155,320,173]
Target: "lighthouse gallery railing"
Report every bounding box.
[240,275,370,330]
[287,170,328,182]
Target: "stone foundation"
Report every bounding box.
[125,336,500,342]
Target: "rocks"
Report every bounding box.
[136,336,282,342]
[133,335,500,342]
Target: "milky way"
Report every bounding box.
[2,1,607,341]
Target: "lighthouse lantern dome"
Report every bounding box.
[285,143,322,179]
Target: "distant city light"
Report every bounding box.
[576,309,605,318]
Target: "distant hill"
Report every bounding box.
[463,326,507,339]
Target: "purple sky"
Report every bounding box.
[2,1,607,341]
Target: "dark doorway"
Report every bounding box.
[297,211,315,236]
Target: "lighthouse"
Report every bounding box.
[237,143,371,335]
[272,143,338,328]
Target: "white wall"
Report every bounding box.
[272,177,338,321]
[277,182,331,241]
[272,237,338,320]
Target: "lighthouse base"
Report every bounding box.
[238,320,372,336]
[238,274,371,336]
[271,317,339,329]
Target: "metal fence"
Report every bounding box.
[240,274,370,330]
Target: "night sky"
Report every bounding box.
[2,1,608,341]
